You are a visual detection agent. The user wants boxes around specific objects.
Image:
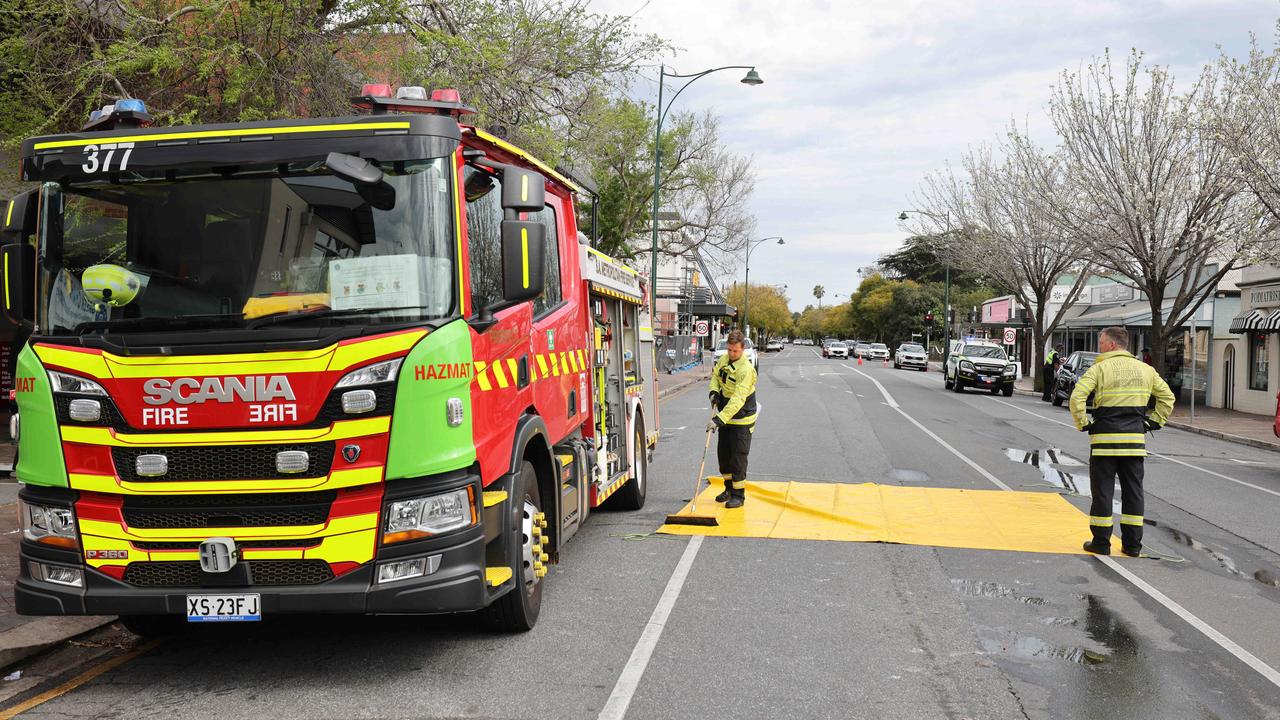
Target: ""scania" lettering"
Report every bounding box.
[142,376,296,405]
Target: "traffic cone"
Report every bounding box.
[857,356,862,365]
[882,357,888,368]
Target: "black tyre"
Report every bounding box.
[482,461,543,632]
[990,387,1000,395]
[120,614,183,637]
[607,416,648,511]
[1004,386,1015,397]
[944,371,953,389]
[952,376,964,393]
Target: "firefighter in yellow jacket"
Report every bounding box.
[1069,326,1175,556]
[707,330,758,508]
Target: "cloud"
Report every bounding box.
[595,0,1280,311]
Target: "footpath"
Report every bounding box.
[0,360,714,679]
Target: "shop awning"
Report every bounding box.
[1229,309,1280,333]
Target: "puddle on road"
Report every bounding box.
[951,579,1048,605]
[1146,521,1280,592]
[888,468,932,484]
[1004,447,1101,500]
[980,635,1108,665]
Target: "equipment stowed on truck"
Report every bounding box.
[0,86,657,633]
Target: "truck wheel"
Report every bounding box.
[607,416,648,511]
[952,377,964,393]
[1004,386,1015,398]
[120,614,183,637]
[944,372,953,389]
[482,461,543,632]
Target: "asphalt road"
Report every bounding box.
[9,345,1280,719]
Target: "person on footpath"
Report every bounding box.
[707,330,758,509]
[1041,343,1063,401]
[1069,326,1174,556]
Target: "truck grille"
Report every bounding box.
[112,443,335,482]
[121,560,334,587]
[131,538,323,551]
[122,491,335,529]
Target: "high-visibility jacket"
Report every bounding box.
[709,353,758,426]
[1069,350,1175,457]
[1044,349,1059,368]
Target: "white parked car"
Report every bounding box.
[894,343,927,371]
[713,338,759,369]
[828,341,849,359]
[866,343,890,360]
[765,340,784,352]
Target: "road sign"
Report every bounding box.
[1003,328,1016,345]
[694,320,709,337]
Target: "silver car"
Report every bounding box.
[894,343,927,370]
[713,338,758,369]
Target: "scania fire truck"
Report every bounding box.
[0,86,658,633]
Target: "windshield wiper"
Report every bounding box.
[245,306,426,329]
[74,313,244,335]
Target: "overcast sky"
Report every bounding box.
[594,0,1280,311]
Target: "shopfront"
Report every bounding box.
[1226,279,1280,415]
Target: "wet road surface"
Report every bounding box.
[6,346,1280,719]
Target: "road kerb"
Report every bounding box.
[0,617,116,672]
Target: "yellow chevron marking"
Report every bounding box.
[506,358,519,384]
[491,360,509,388]
[61,417,389,447]
[536,354,549,378]
[69,466,383,496]
[549,353,561,377]
[474,360,492,391]
[559,352,570,374]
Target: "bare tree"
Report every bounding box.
[913,131,1091,387]
[1047,51,1272,373]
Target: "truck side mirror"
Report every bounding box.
[499,219,545,306]
[2,190,38,242]
[500,167,546,212]
[1,243,35,329]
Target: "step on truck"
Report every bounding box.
[0,86,658,633]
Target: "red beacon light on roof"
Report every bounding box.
[351,85,475,119]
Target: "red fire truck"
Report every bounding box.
[0,85,657,633]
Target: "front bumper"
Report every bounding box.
[898,357,927,367]
[16,469,509,617]
[958,372,1015,388]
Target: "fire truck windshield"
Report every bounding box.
[36,157,456,336]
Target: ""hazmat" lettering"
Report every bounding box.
[414,363,473,380]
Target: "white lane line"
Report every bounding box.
[599,535,705,720]
[845,364,1012,491]
[1098,555,1280,687]
[991,398,1280,500]
[851,384,1280,689]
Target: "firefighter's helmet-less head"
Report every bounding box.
[82,264,147,307]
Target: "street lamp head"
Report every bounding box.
[776,238,785,245]
[740,68,764,86]
[898,211,909,221]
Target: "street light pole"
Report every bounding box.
[649,64,763,325]
[743,236,784,341]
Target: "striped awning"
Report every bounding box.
[1230,309,1280,333]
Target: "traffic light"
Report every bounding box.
[924,311,934,324]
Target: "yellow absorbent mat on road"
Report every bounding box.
[659,480,1117,555]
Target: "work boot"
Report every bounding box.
[725,493,744,509]
[714,479,732,503]
[1121,545,1142,558]
[1082,540,1111,555]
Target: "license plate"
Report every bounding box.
[186,593,261,622]
[980,376,994,382]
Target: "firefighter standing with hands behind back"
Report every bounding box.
[1069,326,1174,556]
[707,330,758,509]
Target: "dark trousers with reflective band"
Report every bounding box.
[1041,365,1055,400]
[1088,455,1145,550]
[717,424,753,496]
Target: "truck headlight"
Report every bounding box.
[335,358,403,389]
[1003,366,1016,375]
[960,361,975,372]
[49,371,107,396]
[382,487,475,544]
[20,500,79,549]
[28,561,83,587]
